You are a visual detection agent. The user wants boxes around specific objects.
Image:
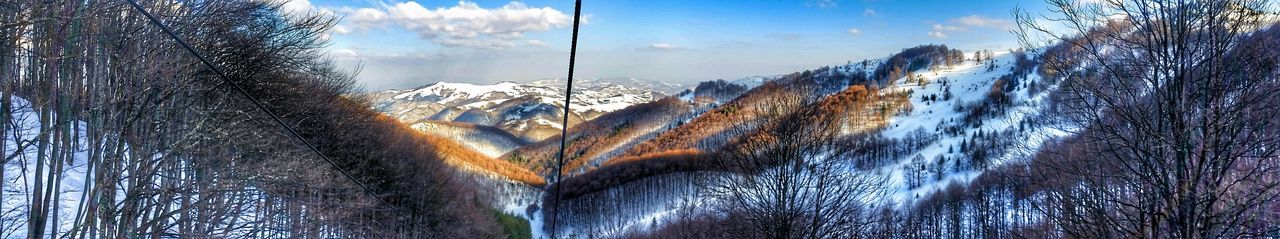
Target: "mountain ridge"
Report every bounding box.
[362,78,683,145]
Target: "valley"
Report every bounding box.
[367,44,1077,237]
[5,0,1279,238]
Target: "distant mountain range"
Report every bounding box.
[361,77,688,157]
[360,48,1055,237]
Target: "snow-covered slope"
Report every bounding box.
[537,48,1075,237]
[874,51,1063,203]
[4,96,100,237]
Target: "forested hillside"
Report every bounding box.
[6,0,1280,238]
[1,1,520,237]
[502,97,696,176]
[528,1,1280,237]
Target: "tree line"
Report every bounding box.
[2,0,514,237]
[618,0,1280,237]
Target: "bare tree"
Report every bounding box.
[1016,0,1280,237]
[704,85,889,238]
[1,0,503,237]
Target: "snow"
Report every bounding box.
[677,91,694,101]
[880,54,1009,139]
[534,118,563,130]
[384,50,1077,237]
[731,75,777,89]
[3,96,94,238]
[385,80,666,116]
[462,99,509,109]
[870,51,1068,205]
[529,52,1060,236]
[578,102,631,113]
[608,196,710,238]
[501,198,547,239]
[393,81,524,102]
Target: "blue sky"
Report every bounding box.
[284,0,1044,91]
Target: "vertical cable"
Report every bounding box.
[550,0,583,238]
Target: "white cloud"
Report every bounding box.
[928,25,957,38]
[330,48,360,58]
[1075,0,1108,6]
[951,15,1014,29]
[329,48,450,61]
[847,28,862,36]
[331,25,353,34]
[809,0,838,9]
[641,43,685,51]
[386,1,570,39]
[329,1,571,49]
[333,7,390,34]
[437,38,520,49]
[863,9,877,17]
[924,15,1013,39]
[650,43,678,50]
[523,40,550,47]
[278,0,339,18]
[928,31,948,39]
[933,24,963,31]
[280,0,315,14]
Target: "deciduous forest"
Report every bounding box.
[4,0,1280,238]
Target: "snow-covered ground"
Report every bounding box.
[531,51,1074,237]
[875,51,1066,205]
[3,96,92,238]
[371,49,1078,238]
[486,178,546,239]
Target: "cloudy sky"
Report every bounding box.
[283,0,1042,91]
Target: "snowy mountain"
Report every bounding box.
[349,35,1278,238]
[11,1,1278,237]
[530,77,687,96]
[530,46,1072,237]
[363,78,681,144]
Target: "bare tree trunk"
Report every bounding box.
[1016,0,1280,237]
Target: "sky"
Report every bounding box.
[282,0,1045,91]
